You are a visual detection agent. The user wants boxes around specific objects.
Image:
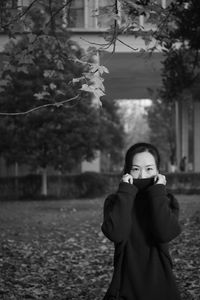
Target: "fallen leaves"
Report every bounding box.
[0,197,199,300]
[170,210,200,300]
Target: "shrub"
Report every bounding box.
[1,172,200,201]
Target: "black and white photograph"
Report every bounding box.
[0,1,199,299]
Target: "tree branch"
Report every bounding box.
[0,95,79,116]
[116,37,138,51]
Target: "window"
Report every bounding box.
[86,0,98,29]
[97,0,115,29]
[66,0,171,31]
[67,0,84,28]
[67,0,116,30]
[18,0,30,7]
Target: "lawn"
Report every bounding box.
[0,195,200,300]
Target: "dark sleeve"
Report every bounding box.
[146,184,181,243]
[167,191,180,218]
[101,182,138,243]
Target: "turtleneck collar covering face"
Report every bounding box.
[133,177,155,190]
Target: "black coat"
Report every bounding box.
[101,182,181,300]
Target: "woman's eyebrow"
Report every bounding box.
[131,164,155,167]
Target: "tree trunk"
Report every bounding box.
[41,168,48,196]
[14,162,19,199]
[57,170,62,198]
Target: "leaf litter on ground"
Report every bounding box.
[0,196,199,300]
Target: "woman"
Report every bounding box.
[101,142,181,300]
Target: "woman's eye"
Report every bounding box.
[131,168,139,172]
[147,167,153,171]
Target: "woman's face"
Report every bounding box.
[130,151,158,179]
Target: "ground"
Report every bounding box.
[0,195,200,300]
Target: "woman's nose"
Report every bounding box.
[139,169,147,179]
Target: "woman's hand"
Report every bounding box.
[121,173,133,184]
[154,174,167,185]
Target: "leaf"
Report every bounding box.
[56,60,64,70]
[43,70,56,78]
[28,33,37,44]
[56,90,65,96]
[91,94,103,108]
[99,245,108,251]
[17,66,29,74]
[98,65,109,75]
[49,83,57,90]
[93,89,105,98]
[0,79,9,87]
[80,84,95,93]
[72,77,84,84]
[19,55,34,65]
[34,91,50,100]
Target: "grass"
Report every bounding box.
[0,195,200,300]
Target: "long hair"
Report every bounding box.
[123,142,160,174]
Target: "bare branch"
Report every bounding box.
[116,37,138,51]
[0,95,79,117]
[18,0,39,20]
[110,0,119,54]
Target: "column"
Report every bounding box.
[84,0,88,28]
[193,101,200,172]
[176,100,189,171]
[175,100,181,167]
[181,100,189,159]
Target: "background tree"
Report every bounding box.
[98,97,125,172]
[0,0,172,110]
[154,0,200,100]
[0,0,111,108]
[0,29,124,195]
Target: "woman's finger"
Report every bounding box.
[122,174,133,184]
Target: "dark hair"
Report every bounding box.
[123,142,160,174]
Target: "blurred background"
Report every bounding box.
[0,0,199,198]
